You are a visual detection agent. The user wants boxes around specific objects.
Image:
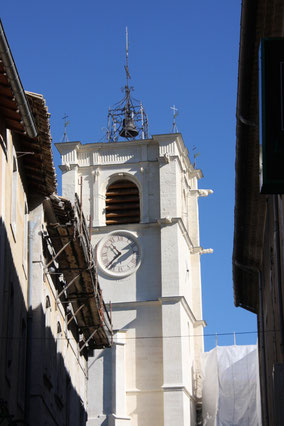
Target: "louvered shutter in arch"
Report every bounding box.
[105,180,140,225]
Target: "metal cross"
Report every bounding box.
[170,105,178,116]
[62,113,70,142]
[170,105,178,133]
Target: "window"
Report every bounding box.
[105,179,140,225]
[6,282,14,370]
[0,119,7,154]
[57,321,62,334]
[44,294,52,373]
[56,320,63,366]
[11,151,18,239]
[17,318,27,407]
[22,201,28,275]
[56,320,64,401]
[45,295,51,309]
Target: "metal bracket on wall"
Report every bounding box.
[67,304,85,326]
[56,273,81,301]
[79,329,98,353]
[45,240,72,270]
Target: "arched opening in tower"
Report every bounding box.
[105,180,140,225]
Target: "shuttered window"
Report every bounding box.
[105,180,140,225]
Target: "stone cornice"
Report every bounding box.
[59,164,78,172]
[93,221,160,234]
[126,388,162,394]
[56,138,157,152]
[55,135,203,182]
[158,296,205,327]
[109,414,131,421]
[109,299,160,310]
[109,297,205,329]
[157,217,194,251]
[55,141,81,154]
[126,383,197,403]
[161,384,197,402]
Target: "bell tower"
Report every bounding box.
[56,30,211,426]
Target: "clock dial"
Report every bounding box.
[98,231,141,277]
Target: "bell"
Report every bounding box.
[119,116,139,138]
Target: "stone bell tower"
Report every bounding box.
[56,29,212,426]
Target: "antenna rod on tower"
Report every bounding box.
[124,26,131,113]
[125,27,130,88]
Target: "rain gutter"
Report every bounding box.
[233,0,261,309]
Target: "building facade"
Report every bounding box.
[0,20,111,425]
[57,132,211,425]
[233,1,284,425]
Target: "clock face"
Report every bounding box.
[97,231,142,277]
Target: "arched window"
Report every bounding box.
[45,295,51,309]
[57,321,62,334]
[105,179,140,225]
[11,151,18,237]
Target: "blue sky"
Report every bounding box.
[1,0,257,350]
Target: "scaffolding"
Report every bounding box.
[43,193,112,350]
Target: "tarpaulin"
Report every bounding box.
[201,345,261,426]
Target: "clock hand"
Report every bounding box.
[106,251,121,268]
[110,243,121,255]
[109,250,132,269]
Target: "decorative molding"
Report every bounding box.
[55,141,80,154]
[159,142,176,157]
[200,248,213,254]
[161,384,196,402]
[60,164,70,172]
[158,295,205,329]
[126,388,163,394]
[98,148,138,165]
[78,150,91,166]
[109,414,131,421]
[193,320,207,328]
[188,168,203,179]
[176,217,194,249]
[190,246,213,255]
[93,221,160,234]
[157,216,172,225]
[91,169,100,180]
[112,329,128,346]
[158,296,197,325]
[157,217,194,250]
[109,299,160,310]
[154,133,203,179]
[190,189,214,197]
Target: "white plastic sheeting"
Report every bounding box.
[201,345,261,426]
